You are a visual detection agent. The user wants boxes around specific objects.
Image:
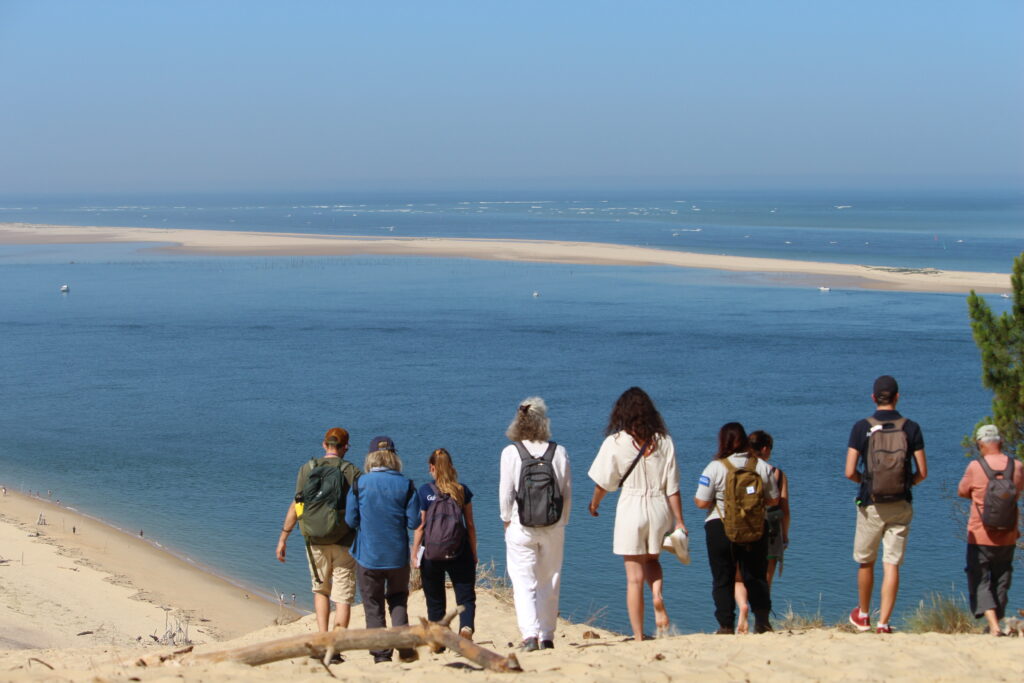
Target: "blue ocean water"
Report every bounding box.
[0,191,1019,635]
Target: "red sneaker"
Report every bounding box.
[849,607,871,632]
[876,625,893,634]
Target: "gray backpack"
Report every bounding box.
[975,454,1019,530]
[864,417,909,503]
[514,442,563,527]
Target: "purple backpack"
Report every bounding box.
[422,484,467,561]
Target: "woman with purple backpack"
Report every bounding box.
[411,448,478,641]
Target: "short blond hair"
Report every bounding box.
[364,449,403,473]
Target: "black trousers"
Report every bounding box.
[420,551,477,632]
[356,564,410,659]
[965,544,1014,620]
[704,518,771,629]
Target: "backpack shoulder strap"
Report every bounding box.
[541,441,558,462]
[514,442,532,463]
[744,456,757,471]
[975,452,999,480]
[405,479,416,505]
[1005,455,1016,479]
[721,456,737,473]
[865,416,881,428]
[891,417,908,430]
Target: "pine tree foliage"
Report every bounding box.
[966,252,1024,459]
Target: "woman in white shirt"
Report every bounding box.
[694,422,780,634]
[587,387,687,641]
[498,397,571,652]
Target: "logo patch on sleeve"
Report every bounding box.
[699,475,710,487]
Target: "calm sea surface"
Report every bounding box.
[0,191,1019,634]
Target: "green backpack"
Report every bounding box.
[297,458,359,546]
[720,456,767,544]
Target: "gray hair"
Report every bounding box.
[364,449,403,473]
[505,396,551,442]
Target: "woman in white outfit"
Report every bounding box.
[588,387,687,641]
[499,397,571,652]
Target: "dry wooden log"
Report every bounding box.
[136,607,522,673]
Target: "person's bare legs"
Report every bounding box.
[644,556,669,633]
[879,562,899,625]
[314,593,331,632]
[334,602,351,629]
[857,562,875,615]
[734,567,749,634]
[623,556,647,642]
[983,608,1001,636]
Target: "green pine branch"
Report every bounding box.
[966,252,1024,460]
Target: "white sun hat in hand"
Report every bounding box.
[662,528,690,565]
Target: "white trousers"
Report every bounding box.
[505,523,564,641]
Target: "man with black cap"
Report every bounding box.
[844,375,927,634]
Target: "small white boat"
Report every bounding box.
[818,287,831,292]
[59,284,69,293]
[1001,293,1011,299]
[532,291,540,298]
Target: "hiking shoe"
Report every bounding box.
[373,653,392,664]
[715,626,735,635]
[875,625,893,634]
[519,637,539,652]
[754,621,774,634]
[459,626,474,641]
[540,639,554,650]
[849,607,871,632]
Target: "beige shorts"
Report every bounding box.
[307,543,356,604]
[853,501,913,566]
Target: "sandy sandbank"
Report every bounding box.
[0,490,290,650]
[0,222,1012,294]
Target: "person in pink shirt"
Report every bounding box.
[957,424,1024,636]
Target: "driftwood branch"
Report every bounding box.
[137,606,521,673]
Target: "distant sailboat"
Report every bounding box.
[60,284,69,293]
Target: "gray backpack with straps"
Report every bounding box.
[975,454,1019,530]
[864,416,909,503]
[514,441,563,527]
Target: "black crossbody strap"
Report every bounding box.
[618,438,653,488]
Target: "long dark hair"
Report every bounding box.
[715,422,749,459]
[605,387,668,443]
[748,430,773,454]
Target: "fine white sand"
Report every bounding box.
[0,490,289,651]
[2,489,1023,681]
[0,222,1012,293]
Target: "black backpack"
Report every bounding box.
[975,454,1019,530]
[514,441,563,527]
[422,483,467,561]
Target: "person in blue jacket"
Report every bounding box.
[345,436,421,664]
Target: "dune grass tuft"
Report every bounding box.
[904,592,976,634]
[475,559,514,606]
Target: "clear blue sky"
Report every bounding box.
[1,1,1022,193]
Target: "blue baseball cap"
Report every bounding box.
[368,435,395,453]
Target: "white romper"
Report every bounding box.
[588,431,680,555]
